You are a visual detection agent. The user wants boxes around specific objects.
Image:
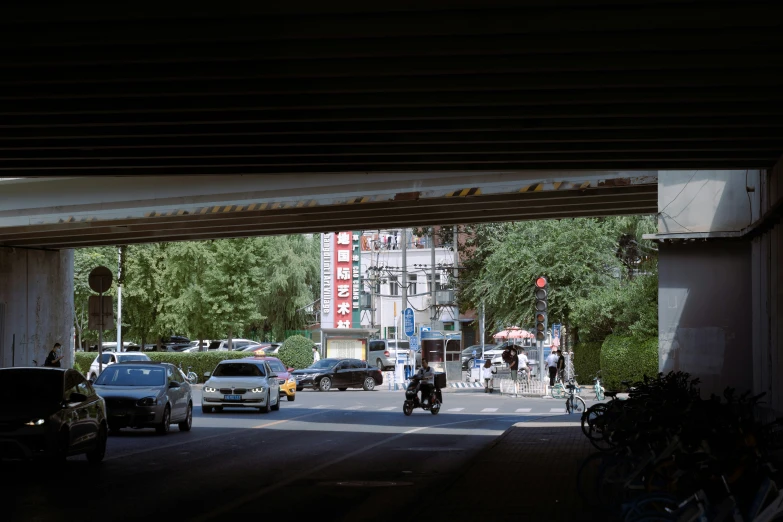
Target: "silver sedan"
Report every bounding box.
[202,360,280,414]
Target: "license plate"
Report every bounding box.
[224,395,242,401]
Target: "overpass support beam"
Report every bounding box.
[0,248,73,369]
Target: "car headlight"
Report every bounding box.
[204,386,218,393]
[287,378,295,384]
[137,396,158,407]
[250,387,265,394]
[25,419,45,426]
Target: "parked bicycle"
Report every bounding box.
[551,375,580,399]
[593,370,605,401]
[565,376,586,414]
[179,363,198,384]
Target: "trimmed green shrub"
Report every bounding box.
[73,362,85,376]
[75,350,248,383]
[573,341,602,383]
[278,335,315,370]
[600,335,658,390]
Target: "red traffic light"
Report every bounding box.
[535,276,547,288]
[536,313,546,323]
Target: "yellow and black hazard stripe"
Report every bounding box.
[446,187,481,197]
[519,183,544,193]
[347,196,370,204]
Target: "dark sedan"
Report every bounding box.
[0,368,108,463]
[93,362,193,435]
[291,358,383,392]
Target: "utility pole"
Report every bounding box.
[452,225,459,336]
[430,226,437,330]
[116,245,125,352]
[401,228,408,339]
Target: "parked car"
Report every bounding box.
[0,367,108,462]
[368,339,411,370]
[291,358,383,392]
[202,359,281,413]
[186,340,211,351]
[87,351,151,381]
[236,343,264,352]
[461,343,497,370]
[142,335,192,352]
[247,356,296,401]
[92,362,193,435]
[253,343,282,356]
[206,339,257,351]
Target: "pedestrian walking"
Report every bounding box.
[482,359,497,393]
[556,350,566,383]
[44,342,64,368]
[545,350,559,387]
[312,345,320,363]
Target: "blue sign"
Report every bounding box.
[409,335,419,350]
[403,308,415,337]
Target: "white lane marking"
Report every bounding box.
[378,406,396,411]
[192,413,528,522]
[313,405,333,409]
[515,408,532,413]
[549,408,566,413]
[344,406,365,410]
[448,408,465,412]
[481,408,498,413]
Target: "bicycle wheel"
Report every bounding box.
[550,385,563,399]
[622,492,679,522]
[582,403,608,438]
[567,396,586,414]
[576,452,608,509]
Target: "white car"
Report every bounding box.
[202,359,281,414]
[207,339,257,351]
[87,351,150,381]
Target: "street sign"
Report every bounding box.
[408,335,419,350]
[420,326,431,333]
[88,266,113,294]
[403,307,415,337]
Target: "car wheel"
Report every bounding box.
[318,377,331,392]
[178,403,193,431]
[156,405,171,435]
[296,386,303,392]
[338,388,347,391]
[287,394,296,402]
[86,424,107,464]
[363,377,376,391]
[376,359,384,371]
[271,393,280,411]
[201,405,213,414]
[260,392,271,413]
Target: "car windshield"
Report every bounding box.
[310,358,339,370]
[118,354,149,362]
[95,366,166,386]
[2,369,63,405]
[266,360,286,372]
[213,363,265,377]
[208,341,222,350]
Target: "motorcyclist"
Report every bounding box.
[415,358,435,405]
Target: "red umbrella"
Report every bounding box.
[508,329,534,339]
[492,326,525,339]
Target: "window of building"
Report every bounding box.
[408,274,417,295]
[389,276,399,296]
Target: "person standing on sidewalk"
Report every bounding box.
[546,350,559,387]
[508,348,520,397]
[556,350,566,383]
[482,359,497,393]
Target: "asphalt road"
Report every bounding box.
[2,388,591,522]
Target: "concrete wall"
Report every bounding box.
[0,248,74,368]
[659,241,753,396]
[658,170,761,234]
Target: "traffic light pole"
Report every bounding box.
[538,339,545,383]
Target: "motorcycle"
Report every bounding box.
[403,375,443,415]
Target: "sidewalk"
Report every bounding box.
[415,415,597,521]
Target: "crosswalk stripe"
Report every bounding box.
[378,406,396,411]
[448,408,465,412]
[516,408,532,413]
[481,408,499,412]
[345,406,365,410]
[313,405,333,409]
[550,408,566,413]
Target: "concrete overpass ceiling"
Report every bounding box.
[0,1,781,175]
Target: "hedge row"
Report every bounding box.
[74,351,250,383]
[278,335,315,369]
[600,335,659,390]
[573,341,602,383]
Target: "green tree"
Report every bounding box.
[122,243,167,349]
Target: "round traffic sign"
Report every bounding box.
[88,266,114,293]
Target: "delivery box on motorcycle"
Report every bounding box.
[434,372,447,389]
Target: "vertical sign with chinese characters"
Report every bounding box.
[320,233,334,329]
[352,231,361,326]
[334,231,353,328]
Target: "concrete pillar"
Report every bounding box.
[0,247,74,368]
